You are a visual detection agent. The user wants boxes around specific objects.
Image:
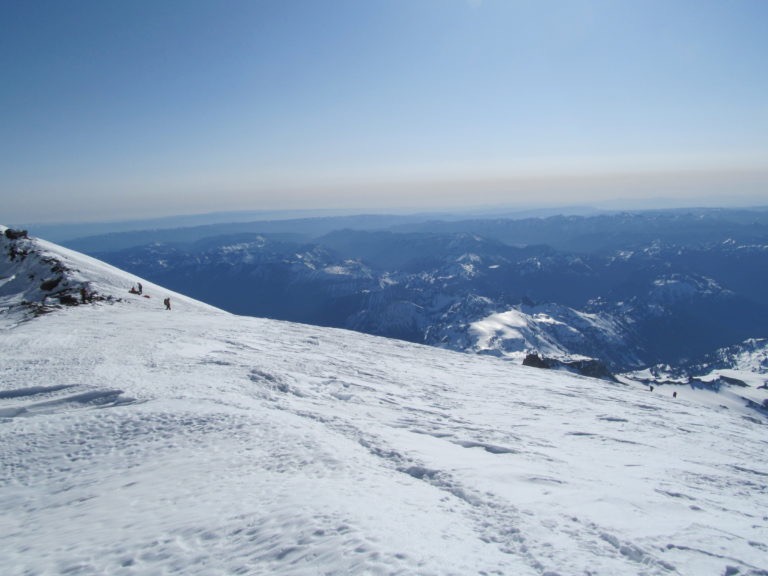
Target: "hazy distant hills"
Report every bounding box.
[72,208,768,373]
[391,207,768,252]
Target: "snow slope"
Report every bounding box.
[467,304,638,367]
[0,226,217,326]
[1,229,767,575]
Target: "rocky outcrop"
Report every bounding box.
[4,228,28,240]
[0,226,113,319]
[522,353,616,381]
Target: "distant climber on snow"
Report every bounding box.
[164,297,171,310]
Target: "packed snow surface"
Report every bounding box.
[1,231,767,575]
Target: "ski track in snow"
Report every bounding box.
[1,230,767,575]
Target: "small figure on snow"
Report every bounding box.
[673,391,677,398]
[137,282,143,295]
[649,385,654,392]
[164,297,171,310]
[80,287,88,304]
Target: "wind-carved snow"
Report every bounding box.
[1,229,767,575]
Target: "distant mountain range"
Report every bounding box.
[65,207,768,375]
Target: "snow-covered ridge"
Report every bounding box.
[0,225,221,325]
[468,304,637,366]
[1,229,767,575]
[623,339,768,413]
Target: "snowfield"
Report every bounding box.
[1,229,767,575]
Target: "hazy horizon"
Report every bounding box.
[3,0,767,223]
[11,199,768,246]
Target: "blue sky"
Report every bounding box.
[2,0,767,223]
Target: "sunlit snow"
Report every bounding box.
[1,228,767,575]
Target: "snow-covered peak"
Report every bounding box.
[462,303,639,369]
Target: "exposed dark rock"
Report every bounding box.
[565,358,617,381]
[8,245,29,261]
[522,353,548,368]
[4,228,28,240]
[40,277,62,291]
[523,353,616,381]
[57,294,79,306]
